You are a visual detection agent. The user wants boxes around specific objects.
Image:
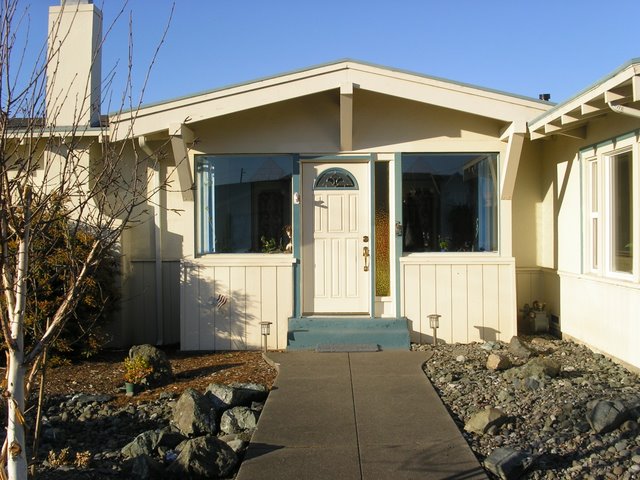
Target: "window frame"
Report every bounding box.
[195,154,294,256]
[582,133,639,281]
[399,152,500,255]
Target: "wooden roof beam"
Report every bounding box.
[169,122,195,201]
[633,75,640,102]
[340,82,354,152]
[557,125,587,139]
[605,86,632,104]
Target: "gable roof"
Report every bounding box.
[529,58,640,140]
[109,59,551,140]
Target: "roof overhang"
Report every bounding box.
[528,59,640,140]
[108,60,551,141]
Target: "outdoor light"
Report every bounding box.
[260,321,272,353]
[428,314,441,346]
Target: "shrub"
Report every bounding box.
[1,205,119,359]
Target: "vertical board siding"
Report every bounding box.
[181,261,293,351]
[401,259,516,344]
[560,274,640,370]
[123,261,181,347]
[403,264,421,342]
[515,268,545,309]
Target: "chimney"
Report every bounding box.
[46,0,103,127]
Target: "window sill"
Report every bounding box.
[560,271,640,289]
[189,253,295,267]
[400,253,512,265]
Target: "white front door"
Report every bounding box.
[301,162,370,315]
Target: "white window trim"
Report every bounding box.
[583,134,639,282]
[604,147,634,280]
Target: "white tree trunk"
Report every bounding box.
[6,232,30,480]
[6,349,26,480]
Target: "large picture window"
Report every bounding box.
[401,153,498,252]
[197,155,293,254]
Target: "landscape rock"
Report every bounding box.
[205,382,268,411]
[129,344,173,386]
[586,399,628,434]
[484,447,535,480]
[486,353,512,371]
[220,406,259,434]
[172,388,217,437]
[417,338,640,478]
[464,408,508,434]
[166,436,238,479]
[508,337,535,359]
[130,454,166,480]
[121,430,159,459]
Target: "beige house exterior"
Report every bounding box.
[35,2,640,370]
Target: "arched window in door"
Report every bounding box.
[314,168,359,190]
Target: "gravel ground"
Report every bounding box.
[415,337,640,479]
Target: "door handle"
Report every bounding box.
[363,246,370,272]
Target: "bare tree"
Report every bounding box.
[0,1,174,478]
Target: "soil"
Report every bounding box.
[37,348,278,405]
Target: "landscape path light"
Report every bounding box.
[428,314,441,346]
[260,321,272,353]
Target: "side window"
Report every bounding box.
[401,153,498,252]
[197,155,293,254]
[609,150,633,274]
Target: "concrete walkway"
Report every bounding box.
[236,351,487,480]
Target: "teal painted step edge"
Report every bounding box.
[287,317,410,351]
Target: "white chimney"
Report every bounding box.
[46,0,102,127]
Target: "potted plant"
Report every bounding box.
[123,356,153,396]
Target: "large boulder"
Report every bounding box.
[206,383,268,411]
[508,337,535,359]
[220,406,259,435]
[121,430,160,459]
[172,389,217,437]
[484,447,535,480]
[464,408,507,434]
[166,436,237,479]
[486,353,512,371]
[586,399,629,434]
[130,454,166,480]
[128,344,173,387]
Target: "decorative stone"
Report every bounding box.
[128,344,173,387]
[205,382,268,411]
[166,436,237,479]
[586,399,628,434]
[121,430,159,459]
[484,447,535,480]
[508,337,535,359]
[464,408,508,434]
[172,389,217,437]
[220,406,259,434]
[130,454,165,480]
[487,354,512,371]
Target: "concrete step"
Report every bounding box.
[287,317,410,351]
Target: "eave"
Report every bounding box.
[529,59,640,140]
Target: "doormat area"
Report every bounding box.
[315,344,380,353]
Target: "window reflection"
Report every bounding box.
[402,154,498,252]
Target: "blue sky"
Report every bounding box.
[15,0,640,108]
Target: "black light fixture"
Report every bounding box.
[539,93,551,101]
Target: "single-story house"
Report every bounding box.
[37,2,640,370]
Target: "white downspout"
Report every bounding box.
[607,102,640,119]
[139,137,164,345]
